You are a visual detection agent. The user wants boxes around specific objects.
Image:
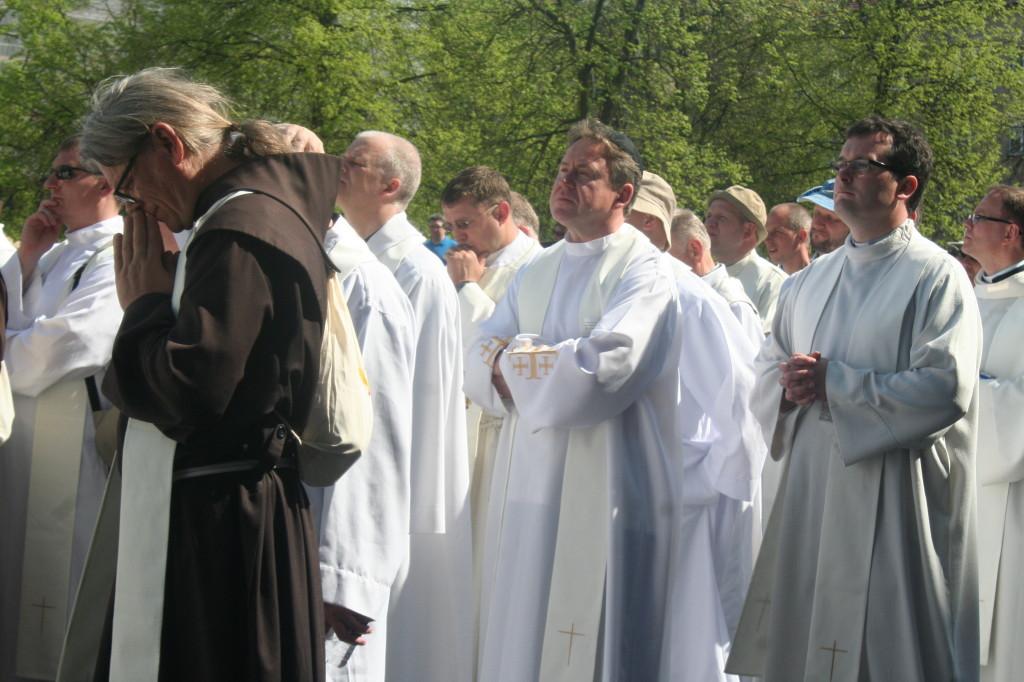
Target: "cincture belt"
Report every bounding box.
[172,422,298,482]
[172,457,297,482]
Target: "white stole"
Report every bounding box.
[515,225,647,682]
[974,277,1024,664]
[15,381,90,679]
[57,191,251,682]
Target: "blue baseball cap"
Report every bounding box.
[796,179,835,212]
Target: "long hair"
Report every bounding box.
[80,67,289,166]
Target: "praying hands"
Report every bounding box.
[779,351,829,410]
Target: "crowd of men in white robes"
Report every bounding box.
[0,108,1022,682]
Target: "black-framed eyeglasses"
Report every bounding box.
[830,158,895,176]
[966,213,1015,227]
[113,152,140,205]
[47,165,100,182]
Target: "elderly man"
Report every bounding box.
[705,185,785,331]
[336,131,473,682]
[439,165,541,615]
[0,136,122,681]
[465,120,685,681]
[728,116,981,682]
[307,212,417,682]
[423,213,457,262]
[671,209,762,345]
[962,185,1024,682]
[764,203,811,275]
[798,179,850,256]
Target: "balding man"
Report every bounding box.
[798,179,850,256]
[706,185,785,331]
[336,131,473,682]
[764,203,811,275]
[671,209,762,345]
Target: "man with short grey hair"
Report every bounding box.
[671,209,762,344]
[705,185,785,331]
[336,130,473,682]
[764,203,811,275]
[509,191,540,241]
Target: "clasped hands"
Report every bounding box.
[112,207,179,310]
[446,245,486,285]
[779,351,829,411]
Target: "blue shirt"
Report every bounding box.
[424,236,457,262]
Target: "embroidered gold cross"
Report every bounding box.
[558,622,585,666]
[509,351,557,380]
[819,640,848,682]
[480,337,508,366]
[31,595,55,636]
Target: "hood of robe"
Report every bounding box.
[188,152,344,313]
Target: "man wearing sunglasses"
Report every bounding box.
[0,135,122,681]
[963,185,1024,682]
[729,116,981,682]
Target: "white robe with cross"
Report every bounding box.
[726,223,981,682]
[364,212,474,682]
[0,218,122,682]
[975,267,1024,681]
[305,218,417,682]
[465,224,685,681]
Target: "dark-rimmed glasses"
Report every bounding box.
[113,152,140,205]
[830,158,895,176]
[46,165,100,182]
[966,213,1015,227]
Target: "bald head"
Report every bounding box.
[354,130,422,208]
[339,130,422,236]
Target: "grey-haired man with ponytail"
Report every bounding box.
[62,67,347,682]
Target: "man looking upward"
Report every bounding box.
[465,119,685,681]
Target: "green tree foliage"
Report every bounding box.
[0,0,1021,243]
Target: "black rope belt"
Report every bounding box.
[172,457,297,482]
